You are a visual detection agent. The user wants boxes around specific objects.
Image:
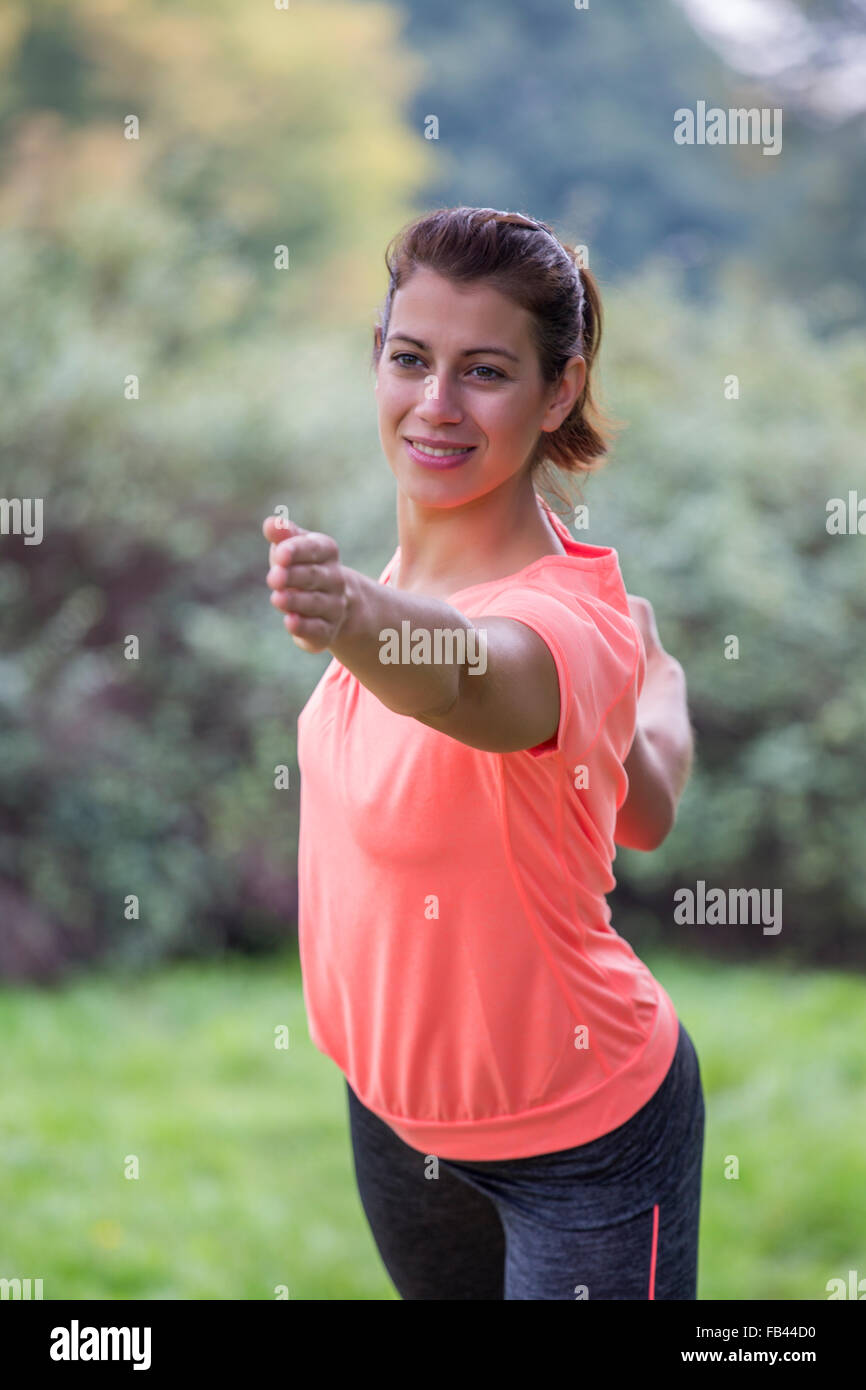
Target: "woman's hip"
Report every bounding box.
[438,1019,705,1230]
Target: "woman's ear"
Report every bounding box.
[541,355,586,432]
[566,354,587,408]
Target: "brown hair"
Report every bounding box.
[373,206,617,509]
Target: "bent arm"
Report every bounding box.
[615,654,694,851]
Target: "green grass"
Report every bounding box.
[0,949,863,1300]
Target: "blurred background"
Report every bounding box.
[1,0,864,1299]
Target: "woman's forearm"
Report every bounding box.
[617,655,694,850]
[329,566,474,718]
[638,655,694,804]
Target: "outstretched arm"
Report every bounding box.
[264,515,561,753]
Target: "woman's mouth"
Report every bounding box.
[403,437,477,470]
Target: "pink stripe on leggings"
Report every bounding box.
[648,1203,659,1299]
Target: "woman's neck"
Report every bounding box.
[392,481,567,597]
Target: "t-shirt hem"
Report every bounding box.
[337,985,681,1161]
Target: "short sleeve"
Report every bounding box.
[477,585,644,761]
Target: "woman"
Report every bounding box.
[263,207,703,1301]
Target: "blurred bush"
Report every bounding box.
[0,0,424,978]
[0,209,401,978]
[580,261,866,966]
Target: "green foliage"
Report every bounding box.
[0,0,428,318]
[570,259,866,961]
[0,0,421,974]
[1,0,863,974]
[0,203,395,968]
[358,0,866,328]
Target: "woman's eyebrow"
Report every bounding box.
[386,332,520,363]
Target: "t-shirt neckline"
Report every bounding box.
[383,494,618,602]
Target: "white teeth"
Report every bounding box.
[412,441,472,457]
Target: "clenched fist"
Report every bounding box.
[262,515,349,654]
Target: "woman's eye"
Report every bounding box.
[391,353,505,380]
[468,365,504,381]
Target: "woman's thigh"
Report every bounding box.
[499,1095,705,1300]
[346,1021,705,1301]
[345,1081,506,1300]
[449,1021,706,1300]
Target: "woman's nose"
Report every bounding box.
[416,374,464,424]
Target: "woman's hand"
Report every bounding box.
[262,514,349,654]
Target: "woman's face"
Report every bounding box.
[375,267,582,506]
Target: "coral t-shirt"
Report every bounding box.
[295,497,680,1160]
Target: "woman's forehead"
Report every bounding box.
[390,269,533,346]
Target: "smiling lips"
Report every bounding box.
[403,436,477,469]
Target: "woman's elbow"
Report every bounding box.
[643,798,676,851]
[616,793,676,852]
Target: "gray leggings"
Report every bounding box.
[346,1019,705,1300]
